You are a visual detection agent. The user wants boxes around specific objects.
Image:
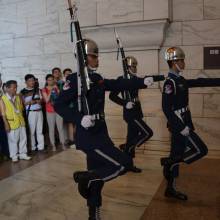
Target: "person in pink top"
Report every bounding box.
[42,74,65,151]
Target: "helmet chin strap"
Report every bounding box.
[88,65,97,72]
[174,63,183,75]
[128,68,137,75]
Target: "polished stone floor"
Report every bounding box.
[0,149,164,220]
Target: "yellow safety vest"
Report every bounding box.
[2,94,25,130]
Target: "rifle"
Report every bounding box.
[114,29,133,103]
[67,0,91,115]
[114,29,164,89]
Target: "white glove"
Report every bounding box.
[144,77,154,86]
[126,102,134,109]
[180,126,190,136]
[81,115,95,129]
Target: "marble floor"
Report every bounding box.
[0,149,164,220]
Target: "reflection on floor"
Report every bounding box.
[0,149,163,220]
[141,158,220,220]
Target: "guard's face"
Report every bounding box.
[174,59,185,70]
[7,84,17,96]
[129,65,137,74]
[87,54,99,69]
[26,77,35,88]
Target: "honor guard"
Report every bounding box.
[161,47,220,200]
[109,56,153,173]
[54,39,155,220]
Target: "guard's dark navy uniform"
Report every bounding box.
[109,74,153,159]
[55,70,148,209]
[162,71,220,179]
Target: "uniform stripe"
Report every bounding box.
[94,149,125,182]
[184,136,201,162]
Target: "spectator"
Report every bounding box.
[42,74,65,151]
[63,68,76,148]
[20,74,44,152]
[0,80,31,162]
[52,67,64,91]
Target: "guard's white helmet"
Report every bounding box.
[125,56,138,67]
[84,38,99,57]
[164,47,185,61]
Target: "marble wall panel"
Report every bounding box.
[1,57,28,68]
[204,0,220,19]
[0,39,13,59]
[43,33,72,54]
[82,20,167,52]
[183,20,220,45]
[163,22,182,47]
[0,3,16,20]
[128,50,159,76]
[14,37,44,56]
[193,117,220,148]
[46,0,66,14]
[1,68,29,79]
[172,0,203,21]
[76,0,97,27]
[97,0,143,25]
[27,55,61,71]
[0,19,27,37]
[1,71,29,90]
[27,13,59,36]
[98,52,125,79]
[182,46,203,70]
[140,89,163,117]
[144,116,170,141]
[58,11,70,33]
[59,0,97,33]
[0,34,14,41]
[17,0,46,18]
[203,94,220,118]
[144,0,170,20]
[105,115,127,139]
[60,53,77,71]
[98,50,158,80]
[0,0,25,4]
[159,47,169,71]
[188,94,203,117]
[105,92,123,116]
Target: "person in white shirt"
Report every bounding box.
[20,74,44,151]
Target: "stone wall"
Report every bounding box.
[0,0,219,157]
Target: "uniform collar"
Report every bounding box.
[168,69,181,78]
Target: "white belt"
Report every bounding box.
[174,106,189,114]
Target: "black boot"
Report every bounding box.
[73,171,97,199]
[128,166,142,173]
[165,177,188,201]
[165,187,188,200]
[88,206,101,220]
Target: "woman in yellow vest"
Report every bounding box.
[0,80,31,162]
